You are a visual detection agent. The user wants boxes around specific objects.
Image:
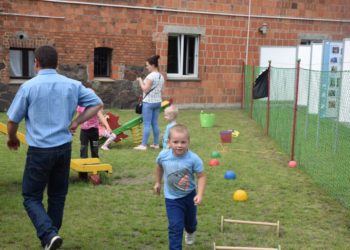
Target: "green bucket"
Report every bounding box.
[200,112,215,128]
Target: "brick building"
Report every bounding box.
[1,0,350,110]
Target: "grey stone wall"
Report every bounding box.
[0,83,19,112]
[0,64,145,111]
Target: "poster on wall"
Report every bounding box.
[339,38,350,123]
[320,41,343,118]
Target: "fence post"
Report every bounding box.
[266,62,271,136]
[250,64,255,118]
[241,60,245,109]
[291,60,301,161]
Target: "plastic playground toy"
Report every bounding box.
[0,123,114,185]
[209,159,220,166]
[224,170,236,180]
[0,122,26,144]
[211,151,221,158]
[288,160,297,168]
[233,189,248,201]
[107,100,171,145]
[220,130,232,143]
[232,130,240,137]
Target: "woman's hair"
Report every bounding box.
[169,124,190,140]
[147,55,160,68]
[34,45,58,69]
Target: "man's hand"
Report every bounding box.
[69,120,79,134]
[7,137,20,150]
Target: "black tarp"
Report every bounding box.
[253,68,269,99]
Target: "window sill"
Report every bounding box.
[93,77,115,83]
[9,79,27,84]
[167,77,201,82]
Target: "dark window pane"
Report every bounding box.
[10,48,35,79]
[186,36,195,74]
[167,36,178,74]
[94,47,112,77]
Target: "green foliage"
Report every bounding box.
[1,110,350,249]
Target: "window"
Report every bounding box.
[94,47,112,77]
[167,34,199,78]
[10,48,35,79]
[300,39,323,45]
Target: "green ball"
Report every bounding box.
[211,151,221,158]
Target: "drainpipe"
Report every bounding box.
[245,0,252,64]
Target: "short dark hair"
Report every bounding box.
[34,45,58,69]
[147,55,160,68]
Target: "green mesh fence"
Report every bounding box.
[244,65,350,209]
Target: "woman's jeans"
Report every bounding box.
[165,190,197,250]
[22,142,71,246]
[142,102,161,146]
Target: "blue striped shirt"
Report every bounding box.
[7,69,102,147]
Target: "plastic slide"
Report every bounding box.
[111,100,171,136]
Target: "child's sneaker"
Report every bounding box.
[101,145,110,151]
[185,232,195,245]
[133,144,147,151]
[150,144,160,149]
[44,235,62,250]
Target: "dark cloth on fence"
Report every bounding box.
[253,69,269,99]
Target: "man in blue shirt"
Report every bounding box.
[6,45,102,250]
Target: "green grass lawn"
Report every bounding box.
[1,109,350,250]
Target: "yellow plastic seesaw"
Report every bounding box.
[70,158,112,175]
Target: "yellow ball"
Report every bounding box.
[233,189,248,201]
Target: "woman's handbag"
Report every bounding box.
[135,87,155,114]
[135,101,143,114]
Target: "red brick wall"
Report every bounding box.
[1,0,350,107]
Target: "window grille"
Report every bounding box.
[94,47,112,77]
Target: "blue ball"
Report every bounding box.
[224,170,236,180]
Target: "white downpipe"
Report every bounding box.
[245,0,252,64]
[40,0,350,23]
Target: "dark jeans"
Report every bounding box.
[80,127,99,158]
[22,142,71,247]
[165,190,197,250]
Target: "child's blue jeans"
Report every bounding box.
[165,190,197,250]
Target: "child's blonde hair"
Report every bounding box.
[164,105,178,119]
[169,124,190,140]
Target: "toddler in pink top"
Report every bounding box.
[77,106,99,130]
[76,106,116,159]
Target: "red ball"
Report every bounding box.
[288,160,297,168]
[209,159,220,166]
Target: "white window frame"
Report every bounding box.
[167,34,199,80]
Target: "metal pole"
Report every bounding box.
[266,62,271,136]
[241,60,246,109]
[291,60,301,161]
[250,64,255,118]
